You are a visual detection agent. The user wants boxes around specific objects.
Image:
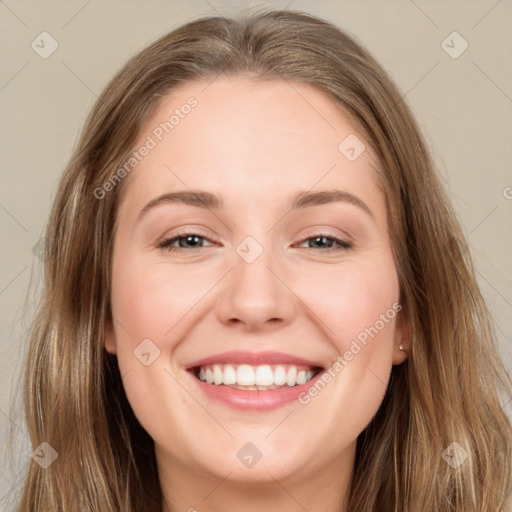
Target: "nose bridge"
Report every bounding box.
[215,234,295,330]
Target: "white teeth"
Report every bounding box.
[237,364,255,386]
[213,364,223,385]
[274,365,287,386]
[255,365,274,386]
[223,365,237,385]
[195,363,318,388]
[286,366,297,387]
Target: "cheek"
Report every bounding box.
[296,258,400,350]
[289,263,399,449]
[111,259,211,345]
[109,259,204,439]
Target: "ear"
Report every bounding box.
[392,302,411,365]
[104,316,117,354]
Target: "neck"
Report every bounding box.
[157,445,355,512]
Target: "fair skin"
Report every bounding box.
[105,76,410,512]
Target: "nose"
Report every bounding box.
[215,246,296,332]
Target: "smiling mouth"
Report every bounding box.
[190,363,323,391]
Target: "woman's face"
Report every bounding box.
[105,76,409,488]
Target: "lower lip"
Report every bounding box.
[188,371,324,411]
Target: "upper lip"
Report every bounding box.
[185,351,324,369]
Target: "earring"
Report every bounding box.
[399,344,405,351]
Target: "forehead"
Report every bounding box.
[117,76,385,222]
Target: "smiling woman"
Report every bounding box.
[20,9,511,512]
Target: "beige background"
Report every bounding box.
[1,0,511,508]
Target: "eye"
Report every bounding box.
[158,232,214,252]
[157,232,352,253]
[295,234,352,252]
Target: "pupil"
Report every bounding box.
[182,235,200,247]
[314,236,331,248]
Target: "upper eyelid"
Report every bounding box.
[161,223,353,239]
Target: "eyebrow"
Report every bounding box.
[137,189,374,222]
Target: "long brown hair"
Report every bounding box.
[20,9,511,511]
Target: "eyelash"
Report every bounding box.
[157,231,353,253]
